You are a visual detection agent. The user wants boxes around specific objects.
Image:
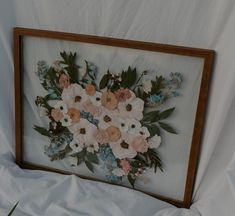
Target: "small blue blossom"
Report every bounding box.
[106,175,122,183]
[36,61,48,81]
[149,94,165,104]
[80,111,99,126]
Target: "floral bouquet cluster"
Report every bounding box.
[34,52,183,186]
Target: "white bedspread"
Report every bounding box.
[1,0,235,215]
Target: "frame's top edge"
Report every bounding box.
[13,27,215,58]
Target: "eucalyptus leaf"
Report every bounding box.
[120,67,137,88]
[34,126,51,137]
[159,107,175,120]
[86,153,99,164]
[99,74,109,89]
[145,124,160,137]
[127,174,136,188]
[159,122,177,134]
[142,111,160,123]
[85,161,94,173]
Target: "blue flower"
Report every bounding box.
[106,175,122,183]
[149,94,165,104]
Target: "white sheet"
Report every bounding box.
[1,0,235,215]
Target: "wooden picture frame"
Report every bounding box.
[14,27,214,208]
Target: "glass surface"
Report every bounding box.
[22,36,204,201]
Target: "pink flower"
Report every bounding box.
[59,73,70,89]
[120,159,132,174]
[93,129,110,144]
[51,109,63,122]
[114,88,132,102]
[83,100,102,117]
[131,136,149,153]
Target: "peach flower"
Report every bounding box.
[85,84,96,96]
[51,109,63,122]
[101,91,118,110]
[93,129,110,144]
[131,136,149,153]
[106,126,121,142]
[114,88,132,102]
[68,108,80,123]
[83,100,102,117]
[120,159,132,174]
[59,73,70,89]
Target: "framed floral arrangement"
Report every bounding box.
[14,27,214,208]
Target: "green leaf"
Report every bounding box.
[120,67,137,88]
[99,73,109,89]
[142,111,160,123]
[86,153,99,165]
[34,126,51,137]
[145,124,160,137]
[85,161,94,173]
[159,107,175,120]
[8,201,19,216]
[159,122,177,134]
[151,76,164,94]
[127,174,136,188]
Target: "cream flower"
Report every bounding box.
[93,129,110,144]
[69,139,84,153]
[62,83,88,110]
[109,133,137,159]
[97,108,118,129]
[118,97,144,121]
[85,84,96,96]
[101,91,118,110]
[72,119,97,144]
[112,168,126,177]
[142,80,152,93]
[90,91,102,107]
[138,127,150,138]
[54,101,68,114]
[148,134,161,149]
[106,126,121,142]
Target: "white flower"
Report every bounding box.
[118,97,144,121]
[138,127,150,138]
[148,134,161,149]
[62,83,88,110]
[90,91,102,106]
[97,108,118,129]
[117,118,129,133]
[109,133,137,159]
[143,80,152,93]
[60,114,72,127]
[85,139,99,154]
[112,168,126,177]
[54,101,68,114]
[127,119,142,135]
[69,139,84,153]
[71,119,97,143]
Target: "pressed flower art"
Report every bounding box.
[34,51,183,187]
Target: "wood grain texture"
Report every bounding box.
[14,27,215,208]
